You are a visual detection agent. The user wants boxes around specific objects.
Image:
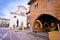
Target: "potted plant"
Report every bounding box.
[48,26,56,32]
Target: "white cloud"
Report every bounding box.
[0,0,29,19]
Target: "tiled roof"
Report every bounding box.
[28,0,34,5]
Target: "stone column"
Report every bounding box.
[57,23,60,31]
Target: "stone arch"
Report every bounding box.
[43,22,49,27]
[33,14,60,32]
[33,20,43,32]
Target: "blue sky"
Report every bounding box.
[0,0,29,19]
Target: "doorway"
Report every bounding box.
[17,19,19,27]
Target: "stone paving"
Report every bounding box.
[1,29,49,40]
[0,28,10,40]
[28,32,49,40]
[12,29,49,40]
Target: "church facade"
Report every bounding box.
[10,6,27,29]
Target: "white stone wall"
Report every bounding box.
[10,6,27,29]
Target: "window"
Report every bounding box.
[35,3,38,9]
[14,16,16,18]
[20,12,25,16]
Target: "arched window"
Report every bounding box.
[35,3,38,9]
